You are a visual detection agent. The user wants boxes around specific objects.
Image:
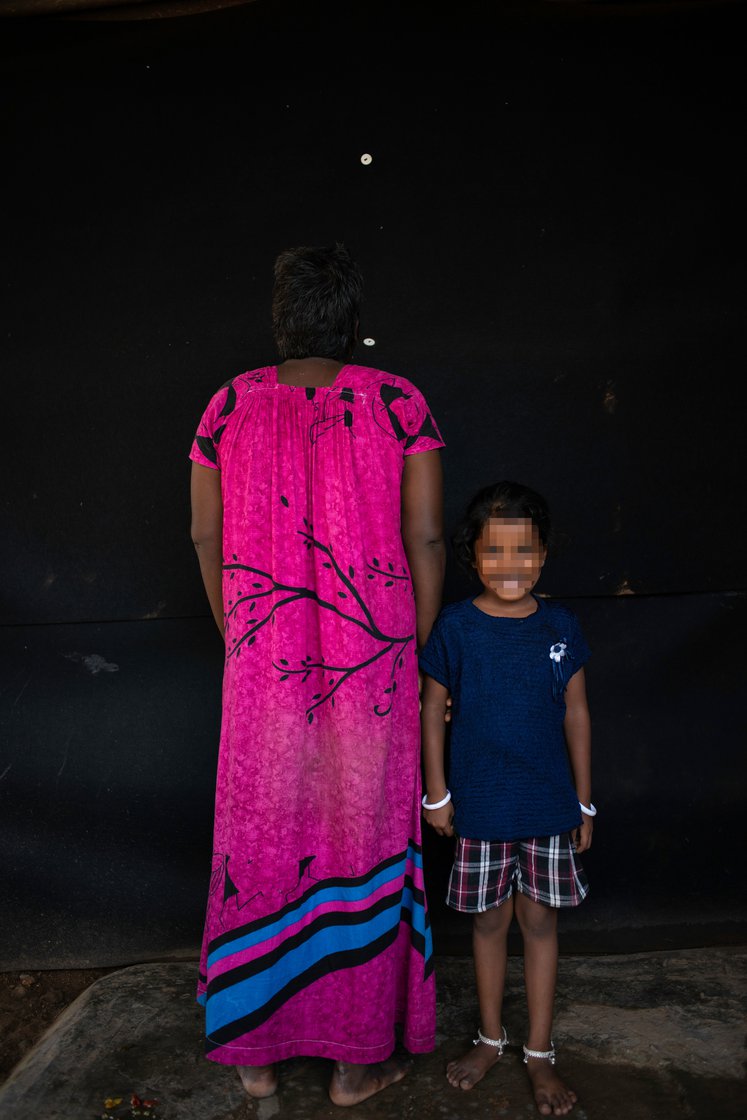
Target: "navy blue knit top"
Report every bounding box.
[419,596,590,842]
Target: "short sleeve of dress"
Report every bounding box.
[418,612,451,690]
[189,383,234,470]
[556,610,590,692]
[567,610,591,674]
[387,380,445,456]
[548,606,591,701]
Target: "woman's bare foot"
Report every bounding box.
[446,1039,505,1090]
[237,1064,278,1099]
[525,1057,577,1116]
[328,1057,412,1106]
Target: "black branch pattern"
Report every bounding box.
[223,521,413,721]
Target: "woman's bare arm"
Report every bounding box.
[190,462,225,637]
[401,449,445,652]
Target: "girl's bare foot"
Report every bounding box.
[525,1056,577,1116]
[328,1057,412,1106]
[447,1027,508,1091]
[446,1038,505,1090]
[237,1064,278,1098]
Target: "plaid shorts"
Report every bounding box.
[447,833,589,911]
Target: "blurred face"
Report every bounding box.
[473,516,546,602]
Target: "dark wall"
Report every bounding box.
[2,4,746,968]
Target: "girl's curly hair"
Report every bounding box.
[452,480,551,571]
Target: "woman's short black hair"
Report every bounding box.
[272,243,364,361]
[452,480,552,570]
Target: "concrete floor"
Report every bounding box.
[0,948,745,1120]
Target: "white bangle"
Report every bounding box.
[579,801,597,817]
[422,790,452,811]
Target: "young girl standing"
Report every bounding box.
[419,481,594,1118]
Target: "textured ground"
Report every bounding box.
[0,967,115,1082]
[1,949,745,1120]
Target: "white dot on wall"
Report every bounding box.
[363,337,376,347]
[360,153,373,165]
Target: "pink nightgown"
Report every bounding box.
[190,363,444,1065]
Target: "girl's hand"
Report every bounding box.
[423,803,455,837]
[573,817,593,853]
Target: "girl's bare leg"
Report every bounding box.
[514,893,577,1116]
[328,1057,411,1106]
[237,1065,278,1098]
[447,897,513,1089]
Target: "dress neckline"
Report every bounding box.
[469,594,544,622]
[272,363,351,390]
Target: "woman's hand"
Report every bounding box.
[421,667,450,721]
[423,803,455,837]
[573,817,593,853]
[419,671,452,724]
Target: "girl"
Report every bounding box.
[419,481,594,1118]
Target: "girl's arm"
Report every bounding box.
[401,450,445,653]
[420,673,455,836]
[190,462,225,638]
[564,667,593,852]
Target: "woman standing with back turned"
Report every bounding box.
[190,244,445,1105]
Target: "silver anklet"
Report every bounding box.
[473,1026,508,1053]
[523,1042,555,1065]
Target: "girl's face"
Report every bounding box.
[473,516,546,603]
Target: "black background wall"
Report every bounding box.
[2,1,746,969]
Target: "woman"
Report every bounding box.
[190,244,445,1106]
